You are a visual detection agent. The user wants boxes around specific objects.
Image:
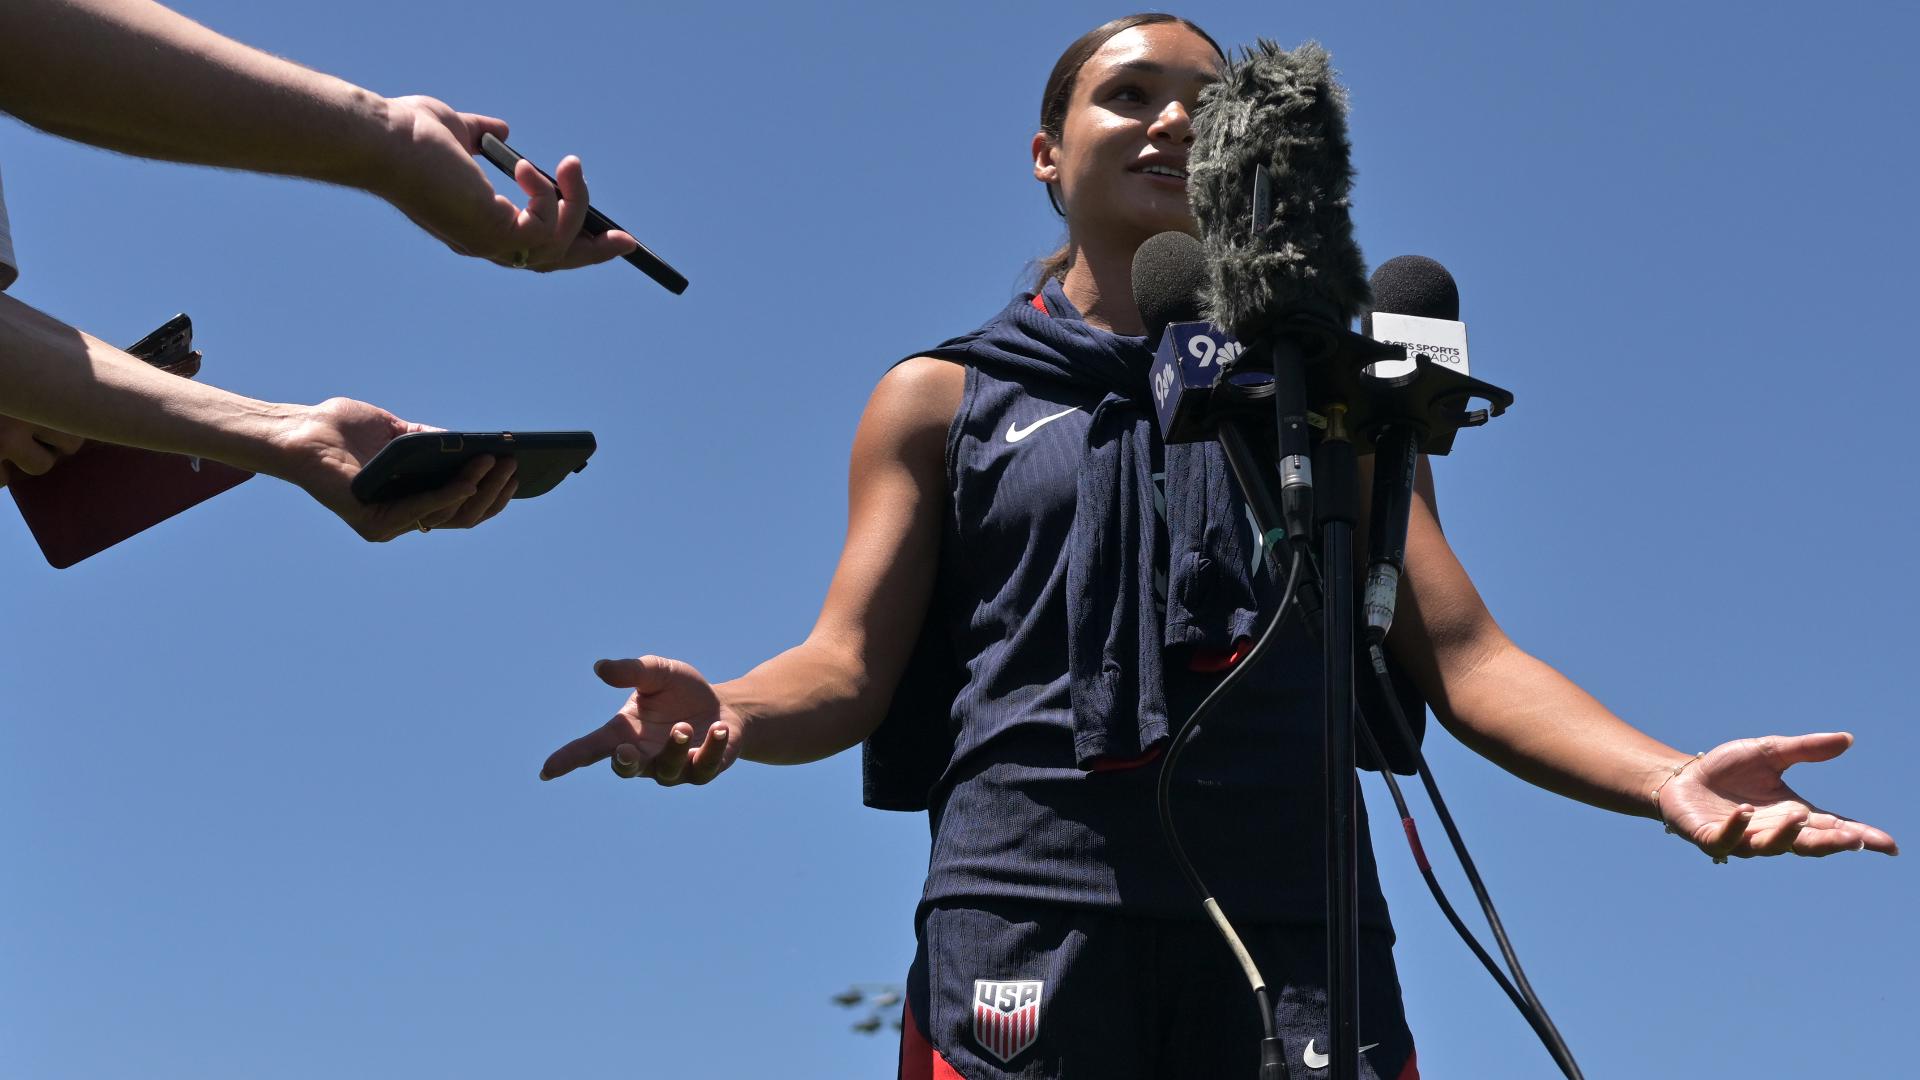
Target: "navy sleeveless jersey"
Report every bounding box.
[898,291,1394,927]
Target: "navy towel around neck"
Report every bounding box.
[911,278,1269,770]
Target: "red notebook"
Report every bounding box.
[6,314,254,568]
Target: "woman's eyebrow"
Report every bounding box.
[1103,59,1220,84]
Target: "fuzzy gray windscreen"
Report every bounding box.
[1189,40,1368,341]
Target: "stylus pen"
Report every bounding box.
[478,133,689,295]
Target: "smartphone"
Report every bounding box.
[477,133,689,295]
[125,313,202,377]
[350,430,596,504]
[7,313,254,569]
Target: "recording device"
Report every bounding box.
[7,314,254,569]
[1181,41,1388,1080]
[1175,40,1528,1080]
[350,430,596,503]
[1174,41,1567,1079]
[477,133,689,295]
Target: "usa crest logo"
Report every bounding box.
[972,979,1043,1064]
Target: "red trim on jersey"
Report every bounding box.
[1031,292,1050,315]
[1187,636,1254,673]
[1087,744,1166,773]
[899,1000,969,1080]
[1081,638,1258,774]
[1398,1048,1421,1079]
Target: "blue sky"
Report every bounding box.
[2,2,1914,1077]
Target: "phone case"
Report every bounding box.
[349,431,595,504]
[7,314,254,569]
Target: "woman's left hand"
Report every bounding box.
[1656,732,1899,860]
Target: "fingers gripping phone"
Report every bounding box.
[477,133,689,295]
[350,431,596,504]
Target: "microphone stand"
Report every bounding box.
[1207,329,1511,1080]
[1316,401,1364,1080]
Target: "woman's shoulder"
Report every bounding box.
[867,355,967,433]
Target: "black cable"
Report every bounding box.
[1354,718,1580,1077]
[1364,643,1585,1080]
[1292,539,1583,1077]
[1154,538,1585,1078]
[1156,546,1305,1045]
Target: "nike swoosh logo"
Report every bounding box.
[1005,407,1080,443]
[1303,1040,1380,1069]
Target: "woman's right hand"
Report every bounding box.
[539,656,746,785]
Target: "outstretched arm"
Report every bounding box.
[540,357,965,783]
[0,292,516,539]
[1382,456,1897,860]
[0,0,636,271]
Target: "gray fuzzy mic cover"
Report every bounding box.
[1189,40,1369,340]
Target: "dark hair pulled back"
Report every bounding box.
[1032,13,1224,288]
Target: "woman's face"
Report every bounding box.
[1034,23,1223,251]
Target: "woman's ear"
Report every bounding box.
[1031,131,1058,184]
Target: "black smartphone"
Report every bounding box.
[126,312,202,376]
[350,431,596,504]
[477,133,689,295]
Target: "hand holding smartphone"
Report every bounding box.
[351,430,596,504]
[478,134,688,295]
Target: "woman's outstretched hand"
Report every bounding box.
[1656,732,1898,860]
[540,656,745,786]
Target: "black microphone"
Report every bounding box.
[1369,254,1459,321]
[1134,231,1254,445]
[1359,256,1462,644]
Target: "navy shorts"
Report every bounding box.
[900,901,1418,1080]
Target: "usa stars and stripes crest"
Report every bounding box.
[972,979,1043,1064]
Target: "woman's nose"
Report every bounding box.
[1151,100,1194,144]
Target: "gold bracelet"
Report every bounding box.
[1651,752,1705,832]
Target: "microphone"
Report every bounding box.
[1190,39,1369,341]
[1360,256,1461,643]
[1364,255,1470,379]
[1190,40,1380,550]
[1186,44,1404,1080]
[1134,231,1250,445]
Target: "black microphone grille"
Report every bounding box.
[1132,231,1209,343]
[1190,39,1367,342]
[1369,255,1459,321]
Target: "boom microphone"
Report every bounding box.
[1189,39,1369,342]
[1189,41,1384,547]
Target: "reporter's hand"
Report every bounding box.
[271,397,518,542]
[0,414,85,488]
[541,656,746,785]
[372,96,640,272]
